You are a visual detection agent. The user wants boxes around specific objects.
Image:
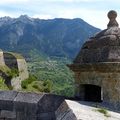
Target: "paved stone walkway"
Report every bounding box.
[66,100,120,120]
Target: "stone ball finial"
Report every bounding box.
[108,10,117,19]
[107,10,119,28]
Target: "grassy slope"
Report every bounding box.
[27,55,75,97]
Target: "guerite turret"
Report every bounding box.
[68,10,120,111]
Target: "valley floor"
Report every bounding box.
[66,100,120,120]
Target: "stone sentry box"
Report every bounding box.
[68,10,120,111]
[0,91,76,120]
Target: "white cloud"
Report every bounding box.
[0,11,15,17]
[55,0,120,2]
[0,11,21,18]
[33,14,53,19]
[42,0,110,3]
[0,0,28,4]
[61,0,101,2]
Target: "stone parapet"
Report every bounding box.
[0,91,76,120]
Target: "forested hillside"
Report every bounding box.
[0,15,100,59]
[0,15,100,96]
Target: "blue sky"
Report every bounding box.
[0,0,120,29]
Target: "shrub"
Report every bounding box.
[7,68,19,78]
[0,77,8,90]
[43,80,52,93]
[32,81,44,92]
[21,75,37,89]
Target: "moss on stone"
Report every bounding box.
[0,77,9,90]
[7,68,19,78]
[96,108,110,117]
[0,65,19,78]
[0,65,11,75]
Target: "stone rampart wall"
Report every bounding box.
[0,51,5,66]
[11,59,29,90]
[74,70,120,111]
[0,91,76,120]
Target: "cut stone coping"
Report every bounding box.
[4,52,24,59]
[68,62,120,72]
[0,91,77,120]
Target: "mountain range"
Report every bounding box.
[0,15,100,59]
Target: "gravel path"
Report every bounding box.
[66,100,120,120]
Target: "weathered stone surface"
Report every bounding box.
[107,10,119,28]
[11,59,29,90]
[69,67,120,111]
[57,109,77,120]
[69,62,120,72]
[95,27,120,39]
[0,91,74,119]
[3,52,18,70]
[37,112,55,120]
[0,50,5,66]
[38,94,64,113]
[55,101,69,119]
[14,92,43,114]
[0,110,16,119]
[16,112,37,120]
[0,91,18,110]
[68,10,120,111]
[0,50,29,90]
[74,26,120,63]
[74,41,120,63]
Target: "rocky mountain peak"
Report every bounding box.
[17,15,34,23]
[0,16,13,26]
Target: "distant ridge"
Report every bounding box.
[0,15,100,59]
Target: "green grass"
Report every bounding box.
[21,75,52,93]
[0,65,11,75]
[0,77,9,90]
[21,75,37,89]
[0,65,19,78]
[7,68,19,78]
[0,66,19,90]
[96,108,110,117]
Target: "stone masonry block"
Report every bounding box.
[14,92,44,114]
[37,112,55,120]
[0,91,18,111]
[0,110,16,119]
[38,94,64,113]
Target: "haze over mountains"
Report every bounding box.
[0,15,100,59]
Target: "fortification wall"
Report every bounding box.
[3,52,18,70]
[0,51,5,66]
[0,51,29,90]
[0,91,76,120]
[11,59,29,90]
